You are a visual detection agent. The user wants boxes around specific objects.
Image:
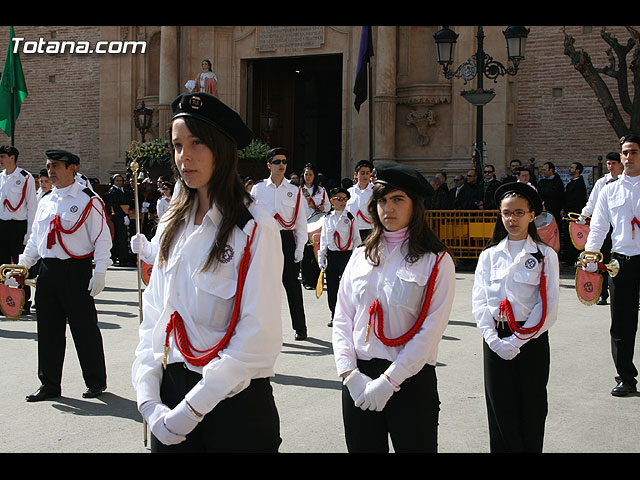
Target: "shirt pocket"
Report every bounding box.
[191,266,238,331]
[389,266,428,314]
[349,259,373,305]
[59,207,83,231]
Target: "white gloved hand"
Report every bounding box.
[494,339,520,361]
[124,216,130,226]
[130,233,151,258]
[359,375,399,412]
[88,271,106,296]
[141,201,150,213]
[140,401,186,446]
[582,262,598,273]
[163,399,203,437]
[294,249,304,263]
[343,369,372,406]
[576,216,587,225]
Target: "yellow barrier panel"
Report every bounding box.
[425,210,499,259]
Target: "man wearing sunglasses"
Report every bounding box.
[251,147,308,340]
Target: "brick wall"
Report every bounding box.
[0,26,101,180]
[514,26,632,171]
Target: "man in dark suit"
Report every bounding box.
[537,161,564,227]
[561,161,587,264]
[447,174,476,209]
[477,164,501,210]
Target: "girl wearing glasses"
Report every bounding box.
[332,163,455,452]
[472,182,559,453]
[318,187,361,326]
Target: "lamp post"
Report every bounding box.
[434,26,529,174]
[133,101,154,142]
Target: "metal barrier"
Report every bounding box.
[425,210,499,259]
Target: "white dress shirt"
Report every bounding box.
[19,180,112,273]
[250,177,308,258]
[346,182,374,230]
[131,200,283,416]
[301,184,330,214]
[472,235,560,350]
[332,242,455,386]
[317,209,361,268]
[581,172,615,218]
[585,172,640,257]
[0,167,37,241]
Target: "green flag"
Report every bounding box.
[0,26,28,140]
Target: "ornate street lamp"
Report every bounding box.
[434,26,530,173]
[133,101,153,142]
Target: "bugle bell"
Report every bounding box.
[576,251,619,277]
[0,264,37,288]
[566,212,591,224]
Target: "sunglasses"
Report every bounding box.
[270,159,287,165]
[331,196,348,202]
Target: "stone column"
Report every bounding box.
[158,26,178,139]
[374,26,397,163]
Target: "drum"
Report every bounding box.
[534,212,560,252]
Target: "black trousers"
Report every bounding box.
[0,219,32,309]
[483,323,549,453]
[341,358,440,453]
[280,230,306,335]
[609,253,640,387]
[301,243,320,287]
[325,250,352,319]
[34,257,107,393]
[151,362,281,453]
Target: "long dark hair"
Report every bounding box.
[302,163,320,196]
[364,183,447,266]
[158,116,252,271]
[484,191,544,250]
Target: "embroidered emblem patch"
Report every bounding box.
[15,180,21,185]
[525,258,536,269]
[70,205,78,213]
[6,296,14,307]
[220,245,234,263]
[287,191,293,198]
[190,96,203,110]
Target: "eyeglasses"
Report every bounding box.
[483,170,494,174]
[331,196,348,202]
[454,178,463,182]
[500,209,531,218]
[270,159,287,165]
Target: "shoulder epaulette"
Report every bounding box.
[82,187,96,198]
[236,204,254,230]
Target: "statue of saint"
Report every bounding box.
[185,59,218,97]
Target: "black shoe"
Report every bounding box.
[82,386,107,398]
[611,381,637,397]
[26,386,61,402]
[597,297,608,305]
[295,332,307,341]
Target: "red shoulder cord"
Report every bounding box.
[274,188,301,230]
[632,217,640,239]
[3,176,28,212]
[366,251,446,347]
[46,197,107,259]
[497,257,547,340]
[356,209,372,225]
[163,221,258,368]
[333,217,354,252]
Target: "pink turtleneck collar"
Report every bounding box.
[383,226,409,251]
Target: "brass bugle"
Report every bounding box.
[0,264,37,288]
[576,251,619,277]
[566,212,590,222]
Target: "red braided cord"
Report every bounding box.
[274,188,301,230]
[46,197,107,259]
[3,177,28,212]
[498,257,547,340]
[165,221,258,367]
[333,219,354,252]
[367,251,446,347]
[356,209,372,225]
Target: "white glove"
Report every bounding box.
[576,216,587,225]
[343,369,372,405]
[141,201,150,213]
[130,233,151,257]
[140,401,186,446]
[88,271,106,296]
[494,338,520,361]
[582,262,598,273]
[359,375,399,412]
[124,216,130,226]
[163,399,203,437]
[294,249,304,263]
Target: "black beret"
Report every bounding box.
[0,145,19,156]
[330,187,350,199]
[620,134,640,146]
[494,181,543,216]
[45,149,80,165]
[266,147,289,162]
[39,168,48,177]
[355,159,374,172]
[171,92,253,149]
[374,162,434,199]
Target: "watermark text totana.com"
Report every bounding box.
[12,37,147,54]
